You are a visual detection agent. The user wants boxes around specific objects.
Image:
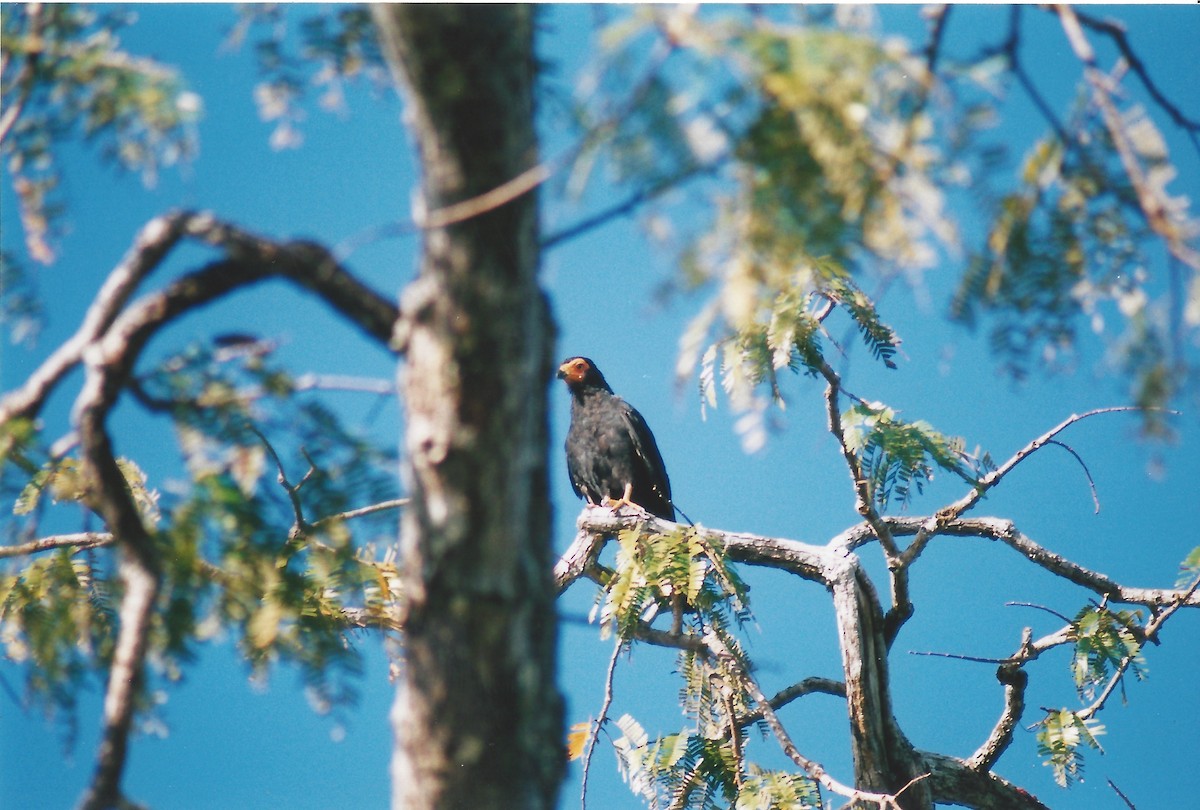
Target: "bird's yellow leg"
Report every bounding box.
[603,482,641,514]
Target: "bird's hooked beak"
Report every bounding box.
[558,358,589,385]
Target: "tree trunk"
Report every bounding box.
[829,558,932,809]
[372,7,563,809]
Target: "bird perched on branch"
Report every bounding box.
[557,356,675,521]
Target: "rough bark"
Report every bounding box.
[372,7,563,810]
[826,559,932,809]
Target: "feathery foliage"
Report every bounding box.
[841,402,984,511]
[1034,708,1105,788]
[1068,605,1147,701]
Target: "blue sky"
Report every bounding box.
[2,5,1198,809]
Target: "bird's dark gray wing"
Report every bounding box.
[618,399,673,515]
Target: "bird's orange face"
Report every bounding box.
[558,357,591,385]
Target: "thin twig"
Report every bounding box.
[250,425,308,532]
[1043,439,1100,513]
[542,157,722,250]
[311,498,408,528]
[1005,601,1073,624]
[1068,8,1200,157]
[1106,777,1139,810]
[337,30,682,260]
[580,639,623,810]
[931,407,1156,530]
[909,650,1009,665]
[1056,4,1200,272]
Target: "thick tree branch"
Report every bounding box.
[921,751,1050,810]
[1,210,400,809]
[568,505,831,587]
[555,526,609,594]
[1,211,399,428]
[75,338,163,810]
[966,628,1034,772]
[737,676,847,727]
[1,211,193,424]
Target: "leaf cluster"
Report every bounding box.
[842,402,988,511]
[2,342,401,737]
[577,6,1198,430]
[1067,604,1146,701]
[587,525,827,808]
[225,5,389,150]
[946,57,1200,425]
[1034,708,1105,788]
[592,525,750,643]
[1032,604,1148,786]
[1,4,199,263]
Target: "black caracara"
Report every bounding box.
[557,356,674,520]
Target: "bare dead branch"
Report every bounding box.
[555,527,609,595]
[1,211,193,424]
[933,407,1148,528]
[1005,601,1074,625]
[921,751,1051,810]
[736,676,847,727]
[580,639,624,810]
[0,531,113,559]
[311,498,409,528]
[1,211,399,429]
[886,516,1200,610]
[570,505,831,586]
[967,628,1033,771]
[1106,777,1139,810]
